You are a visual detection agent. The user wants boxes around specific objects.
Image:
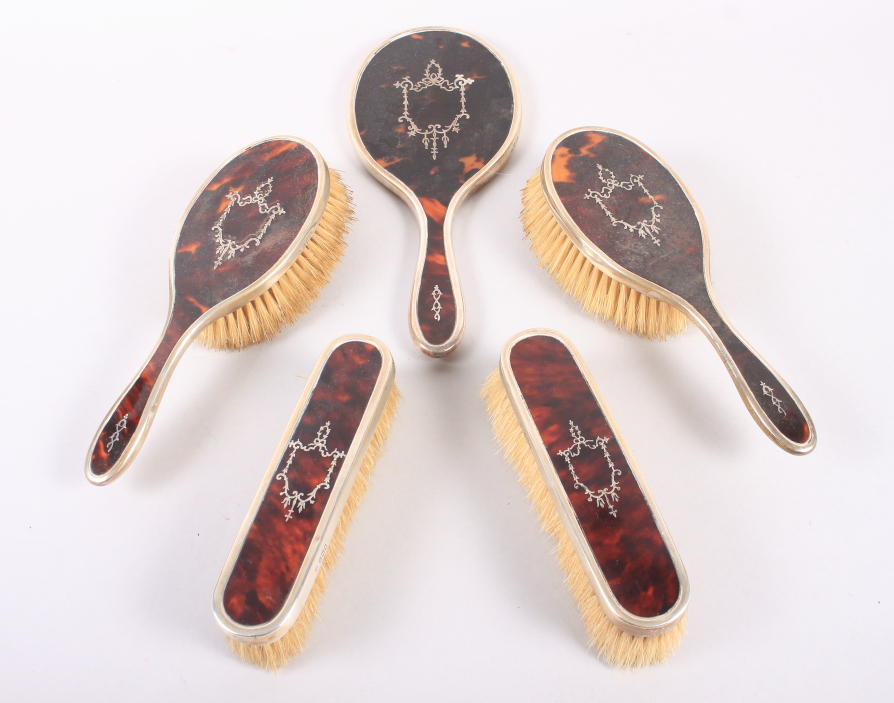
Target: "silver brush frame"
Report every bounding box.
[85,137,331,486]
[539,127,816,455]
[499,328,689,637]
[348,26,522,358]
[212,334,395,646]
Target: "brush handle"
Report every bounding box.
[86,300,203,485]
[694,299,816,454]
[410,200,463,356]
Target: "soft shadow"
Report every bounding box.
[627,334,742,453]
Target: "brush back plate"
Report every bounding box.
[502,330,688,635]
[214,336,394,645]
[173,138,323,312]
[545,128,709,305]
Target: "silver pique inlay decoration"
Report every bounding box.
[106,414,128,452]
[277,422,346,521]
[394,59,474,160]
[584,164,663,246]
[556,421,621,517]
[760,382,786,415]
[211,177,285,269]
[431,285,443,321]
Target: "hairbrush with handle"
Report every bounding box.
[482,329,689,667]
[214,335,399,670]
[350,27,520,356]
[87,137,353,485]
[521,127,816,455]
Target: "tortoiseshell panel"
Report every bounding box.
[509,334,680,618]
[354,29,515,346]
[174,139,319,308]
[549,130,810,444]
[354,30,514,209]
[89,139,320,477]
[551,131,708,303]
[223,341,382,627]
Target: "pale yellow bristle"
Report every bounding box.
[480,371,685,668]
[199,169,354,351]
[520,171,687,340]
[228,383,401,671]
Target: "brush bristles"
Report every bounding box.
[229,383,401,671]
[521,171,687,340]
[199,169,354,351]
[480,371,685,668]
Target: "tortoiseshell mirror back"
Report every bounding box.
[352,28,519,356]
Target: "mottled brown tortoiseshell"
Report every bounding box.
[549,130,811,446]
[223,341,383,627]
[354,29,516,348]
[89,139,320,478]
[509,334,681,618]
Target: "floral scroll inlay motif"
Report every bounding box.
[211,178,285,269]
[394,59,474,160]
[276,422,346,521]
[106,414,128,452]
[431,285,443,321]
[556,421,621,517]
[584,165,663,246]
[760,382,786,415]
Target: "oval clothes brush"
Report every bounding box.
[350,27,520,357]
[481,329,689,668]
[213,335,399,670]
[86,137,353,486]
[521,127,816,454]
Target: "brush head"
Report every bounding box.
[198,169,353,351]
[213,337,399,670]
[481,330,688,668]
[87,137,344,485]
[527,129,817,455]
[229,383,400,670]
[521,169,687,340]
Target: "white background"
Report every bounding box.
[1,1,891,700]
